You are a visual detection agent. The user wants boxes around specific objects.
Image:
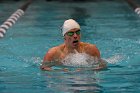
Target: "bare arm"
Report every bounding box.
[86,44,100,58]
[86,44,107,70]
[40,47,57,71]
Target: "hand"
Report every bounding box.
[76,68,81,72]
[62,68,82,72]
[40,65,52,71]
[63,68,69,72]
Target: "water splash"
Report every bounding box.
[18,56,42,67]
[61,51,100,68]
[104,54,125,64]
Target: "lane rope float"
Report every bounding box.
[0,0,32,38]
[125,0,140,16]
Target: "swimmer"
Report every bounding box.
[40,19,106,71]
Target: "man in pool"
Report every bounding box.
[40,19,106,71]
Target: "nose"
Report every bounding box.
[73,33,78,39]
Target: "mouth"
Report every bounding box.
[72,40,79,46]
[73,40,79,43]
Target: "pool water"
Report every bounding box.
[0,0,140,93]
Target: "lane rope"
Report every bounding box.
[0,0,32,38]
[125,0,140,16]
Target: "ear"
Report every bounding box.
[64,37,66,40]
[63,35,66,40]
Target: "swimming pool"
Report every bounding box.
[0,0,140,93]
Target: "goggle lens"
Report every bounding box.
[67,30,80,36]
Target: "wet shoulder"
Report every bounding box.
[47,46,58,54]
[51,44,65,54]
[80,42,96,48]
[47,45,64,57]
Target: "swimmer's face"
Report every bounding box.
[64,28,81,48]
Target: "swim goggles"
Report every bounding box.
[66,30,80,36]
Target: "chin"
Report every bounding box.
[72,44,79,48]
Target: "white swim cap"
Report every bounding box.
[62,19,80,36]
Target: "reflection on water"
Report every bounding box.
[43,70,103,93]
